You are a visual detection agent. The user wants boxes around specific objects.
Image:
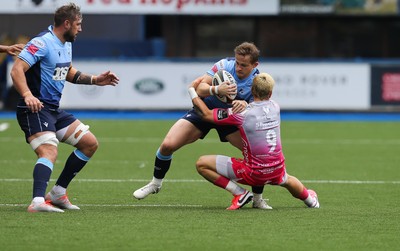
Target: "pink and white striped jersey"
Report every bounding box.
[213,100,285,170]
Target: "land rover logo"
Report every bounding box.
[134,78,164,94]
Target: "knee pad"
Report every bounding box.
[64,123,90,146]
[30,133,59,150]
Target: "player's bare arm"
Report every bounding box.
[231,100,248,114]
[10,58,43,113]
[67,66,119,86]
[192,75,212,98]
[194,75,237,98]
[0,43,24,56]
[188,87,214,122]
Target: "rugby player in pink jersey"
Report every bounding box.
[187,73,320,210]
[134,42,270,209]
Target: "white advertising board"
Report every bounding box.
[60,61,208,109]
[259,63,371,110]
[0,0,279,15]
[7,61,371,110]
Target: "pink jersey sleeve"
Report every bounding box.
[212,108,244,126]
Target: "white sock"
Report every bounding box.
[226,181,245,195]
[253,193,262,201]
[151,177,163,186]
[303,195,315,207]
[32,197,45,204]
[52,185,67,195]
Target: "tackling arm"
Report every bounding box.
[192,73,235,98]
[188,87,214,123]
[191,74,214,98]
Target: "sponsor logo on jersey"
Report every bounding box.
[216,109,228,120]
[256,120,279,131]
[211,64,218,73]
[27,44,39,55]
[53,62,70,81]
[134,78,164,94]
[31,39,45,48]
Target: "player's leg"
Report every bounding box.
[251,185,272,209]
[27,133,64,213]
[17,107,64,212]
[133,119,203,199]
[46,117,95,210]
[279,173,319,208]
[196,155,253,210]
[225,130,270,209]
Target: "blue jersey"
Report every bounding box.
[205,57,259,109]
[18,25,72,107]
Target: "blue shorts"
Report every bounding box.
[182,108,238,142]
[16,104,76,142]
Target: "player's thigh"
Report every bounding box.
[196,155,218,171]
[161,119,202,152]
[60,119,97,147]
[17,107,57,140]
[215,155,238,180]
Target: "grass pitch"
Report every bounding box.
[0,118,399,251]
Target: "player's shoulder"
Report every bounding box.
[216,57,235,69]
[270,99,280,107]
[28,28,52,50]
[209,57,234,76]
[33,27,53,42]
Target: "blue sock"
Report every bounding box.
[32,158,53,198]
[56,149,90,188]
[153,148,172,179]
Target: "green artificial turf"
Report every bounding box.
[1,119,399,251]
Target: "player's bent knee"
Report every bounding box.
[30,133,59,150]
[76,135,98,157]
[86,138,99,153]
[195,157,206,173]
[64,123,90,146]
[159,142,175,155]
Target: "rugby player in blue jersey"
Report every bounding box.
[134,42,271,209]
[11,3,119,213]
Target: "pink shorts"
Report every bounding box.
[216,156,287,186]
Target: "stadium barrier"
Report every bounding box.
[5,60,400,111]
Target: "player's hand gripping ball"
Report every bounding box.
[212,70,237,103]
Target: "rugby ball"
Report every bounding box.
[212,70,237,103]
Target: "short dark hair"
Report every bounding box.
[234,42,260,64]
[54,3,82,27]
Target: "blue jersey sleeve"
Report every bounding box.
[18,37,48,67]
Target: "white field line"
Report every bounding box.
[0,179,398,208]
[0,178,399,184]
[2,136,400,145]
[0,203,203,208]
[0,159,149,165]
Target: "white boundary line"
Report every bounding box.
[0,178,399,184]
[2,136,400,145]
[0,203,203,208]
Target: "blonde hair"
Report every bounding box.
[251,73,275,100]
